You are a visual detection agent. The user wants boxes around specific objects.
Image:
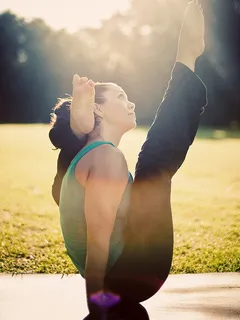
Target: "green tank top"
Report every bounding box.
[59,141,133,277]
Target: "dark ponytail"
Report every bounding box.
[49,98,87,205]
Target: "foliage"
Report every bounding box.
[0,0,240,126]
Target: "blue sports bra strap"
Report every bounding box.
[70,141,115,168]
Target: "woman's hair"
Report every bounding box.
[49,82,117,150]
[49,82,117,205]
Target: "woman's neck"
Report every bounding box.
[87,126,123,147]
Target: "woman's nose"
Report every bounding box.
[128,102,135,111]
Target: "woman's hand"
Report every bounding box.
[70,75,95,137]
[176,0,205,71]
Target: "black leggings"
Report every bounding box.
[104,62,207,303]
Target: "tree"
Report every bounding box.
[0,0,240,126]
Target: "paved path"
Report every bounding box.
[0,273,239,319]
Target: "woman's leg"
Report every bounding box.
[104,62,207,302]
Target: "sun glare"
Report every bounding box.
[0,0,130,32]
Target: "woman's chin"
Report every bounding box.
[128,120,137,131]
[121,119,137,134]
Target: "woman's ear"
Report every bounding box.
[94,103,104,118]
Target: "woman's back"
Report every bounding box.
[59,141,133,277]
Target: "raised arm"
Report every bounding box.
[81,145,129,313]
[135,1,207,180]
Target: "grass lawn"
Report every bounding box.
[0,124,239,274]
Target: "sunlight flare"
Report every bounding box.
[0,0,130,32]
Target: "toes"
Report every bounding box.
[81,77,88,84]
[72,76,90,87]
[72,74,80,86]
[82,79,95,90]
[87,79,95,87]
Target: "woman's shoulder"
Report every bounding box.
[86,144,128,181]
[91,143,127,168]
[93,143,123,155]
[75,143,128,180]
[75,143,128,186]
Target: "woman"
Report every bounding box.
[49,1,207,319]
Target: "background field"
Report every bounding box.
[0,125,239,274]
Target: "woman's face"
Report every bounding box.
[99,84,136,132]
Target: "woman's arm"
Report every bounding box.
[81,145,129,311]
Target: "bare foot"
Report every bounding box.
[70,75,95,137]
